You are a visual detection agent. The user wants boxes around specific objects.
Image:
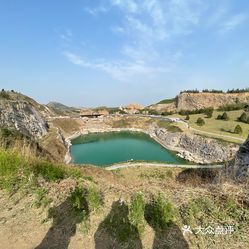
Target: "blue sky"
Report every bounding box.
[0,0,249,107]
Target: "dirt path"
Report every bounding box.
[190,127,245,142]
[106,163,223,171]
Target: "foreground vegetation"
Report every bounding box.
[0,145,248,248]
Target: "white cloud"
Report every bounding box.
[110,0,138,13]
[63,51,170,81]
[60,29,72,42]
[84,6,108,16]
[219,13,247,33]
[63,1,208,80]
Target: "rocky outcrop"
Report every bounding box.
[225,135,249,182]
[120,103,144,114]
[175,92,249,111]
[148,102,176,113]
[0,100,48,139]
[155,129,239,164]
[149,92,249,113]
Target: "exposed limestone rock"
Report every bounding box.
[148,102,176,113]
[175,92,249,111]
[120,103,144,114]
[155,129,239,164]
[0,100,48,139]
[225,135,249,182]
[149,92,249,113]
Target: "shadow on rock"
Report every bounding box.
[94,200,143,249]
[35,195,89,249]
[145,203,189,249]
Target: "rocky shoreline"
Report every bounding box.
[64,127,239,165]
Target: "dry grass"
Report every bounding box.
[0,160,248,249]
[52,118,82,136]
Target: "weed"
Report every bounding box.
[87,186,103,212]
[181,195,249,236]
[140,169,173,180]
[129,193,146,235]
[32,161,66,181]
[104,200,140,242]
[145,193,176,231]
[33,187,52,208]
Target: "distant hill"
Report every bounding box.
[47,102,80,116]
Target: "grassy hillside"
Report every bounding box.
[0,146,248,248]
[170,110,249,143]
[156,98,175,104]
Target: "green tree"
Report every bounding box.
[221,112,229,121]
[205,108,213,118]
[238,112,248,123]
[185,114,190,120]
[196,117,205,126]
[234,125,242,134]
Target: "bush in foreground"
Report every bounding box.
[129,193,146,235]
[145,193,176,231]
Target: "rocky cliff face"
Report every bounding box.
[176,92,249,111]
[155,129,239,164]
[226,135,249,182]
[0,96,48,139]
[149,92,249,113]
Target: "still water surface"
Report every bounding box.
[71,131,185,166]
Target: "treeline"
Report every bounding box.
[179,107,213,117]
[218,103,248,112]
[180,88,249,94]
[227,88,249,93]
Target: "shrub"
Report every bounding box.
[179,107,213,116]
[196,117,205,126]
[0,149,23,191]
[32,161,66,181]
[185,114,190,120]
[161,111,173,116]
[148,109,161,115]
[217,112,229,121]
[238,112,249,124]
[205,108,213,118]
[234,125,242,135]
[145,193,175,231]
[104,200,138,242]
[70,187,89,211]
[86,186,103,212]
[33,187,52,208]
[222,112,229,120]
[0,91,10,99]
[128,193,146,235]
[218,103,247,111]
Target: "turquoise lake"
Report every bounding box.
[70,131,185,166]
